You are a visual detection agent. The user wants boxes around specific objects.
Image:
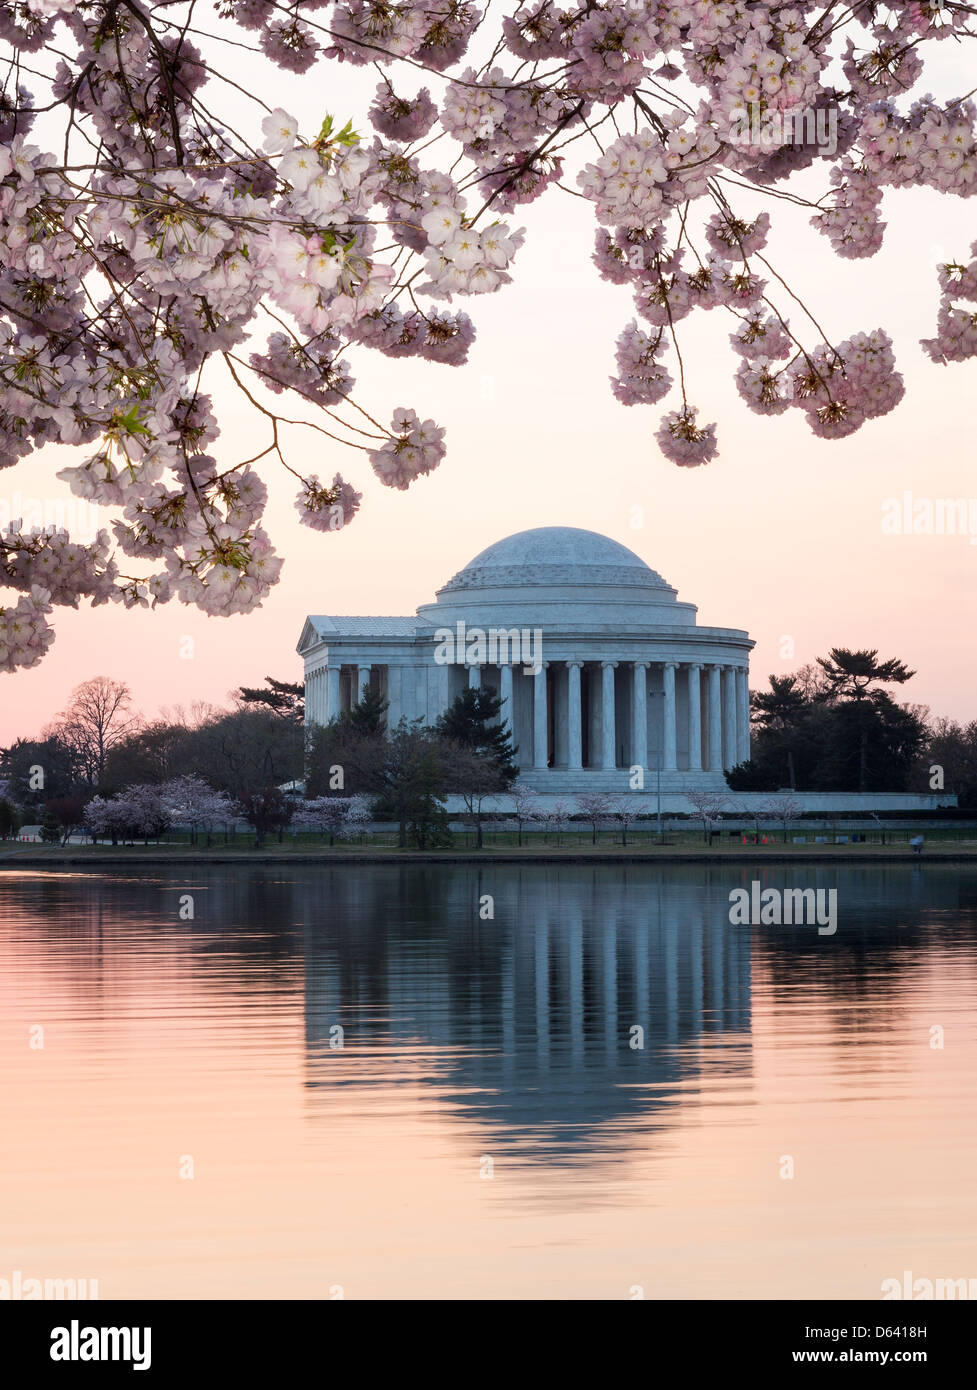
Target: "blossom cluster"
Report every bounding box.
[369,409,446,491]
[1,0,973,671]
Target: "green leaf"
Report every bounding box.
[117,406,151,438]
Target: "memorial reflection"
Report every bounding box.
[3,861,975,1160]
[297,865,754,1156]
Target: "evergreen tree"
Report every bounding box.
[751,674,809,789]
[437,688,518,784]
[236,677,305,722]
[347,687,389,737]
[815,649,916,792]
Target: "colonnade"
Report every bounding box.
[305,657,751,774]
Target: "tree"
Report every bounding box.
[236,678,305,723]
[510,784,543,847]
[6,4,958,669]
[83,796,118,845]
[305,691,390,795]
[546,802,572,848]
[50,678,140,789]
[292,796,352,846]
[377,723,452,850]
[347,688,390,739]
[734,657,927,793]
[815,649,917,792]
[576,792,613,846]
[0,798,20,839]
[0,735,82,812]
[160,775,235,846]
[239,787,293,850]
[43,795,88,846]
[103,721,191,792]
[178,708,304,800]
[105,785,171,844]
[39,809,61,845]
[441,743,509,850]
[608,799,648,847]
[686,790,727,846]
[437,688,517,784]
[916,718,977,805]
[291,794,372,845]
[751,675,809,790]
[760,795,804,845]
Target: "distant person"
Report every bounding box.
[910,835,924,855]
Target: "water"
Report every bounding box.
[1,863,975,1300]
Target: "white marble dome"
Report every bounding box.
[419,526,691,630]
[441,526,672,594]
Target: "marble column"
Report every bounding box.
[533,664,548,769]
[356,664,371,702]
[708,663,723,772]
[567,661,583,771]
[601,661,617,771]
[736,666,751,766]
[327,665,341,722]
[499,664,513,735]
[468,662,481,689]
[662,661,677,772]
[687,663,702,771]
[723,665,738,771]
[632,661,649,772]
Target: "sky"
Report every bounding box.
[2,13,976,741]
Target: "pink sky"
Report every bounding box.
[3,46,976,740]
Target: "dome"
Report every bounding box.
[439,527,672,595]
[416,526,695,631]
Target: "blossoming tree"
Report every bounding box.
[1,1,974,672]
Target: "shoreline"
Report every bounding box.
[2,846,976,867]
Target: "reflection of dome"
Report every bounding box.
[441,527,672,596]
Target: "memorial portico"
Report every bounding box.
[298,527,753,796]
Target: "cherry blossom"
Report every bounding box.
[1,0,974,672]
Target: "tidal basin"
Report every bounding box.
[1,863,975,1300]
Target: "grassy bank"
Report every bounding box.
[3,838,977,867]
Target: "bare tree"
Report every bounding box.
[547,801,572,848]
[686,789,728,846]
[441,743,508,850]
[608,800,648,847]
[510,783,543,847]
[576,792,613,846]
[50,678,140,788]
[760,794,804,844]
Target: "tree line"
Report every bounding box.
[1,649,973,849]
[732,648,974,802]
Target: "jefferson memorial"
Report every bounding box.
[299,526,753,796]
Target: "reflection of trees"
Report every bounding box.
[750,863,977,1067]
[6,861,975,1158]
